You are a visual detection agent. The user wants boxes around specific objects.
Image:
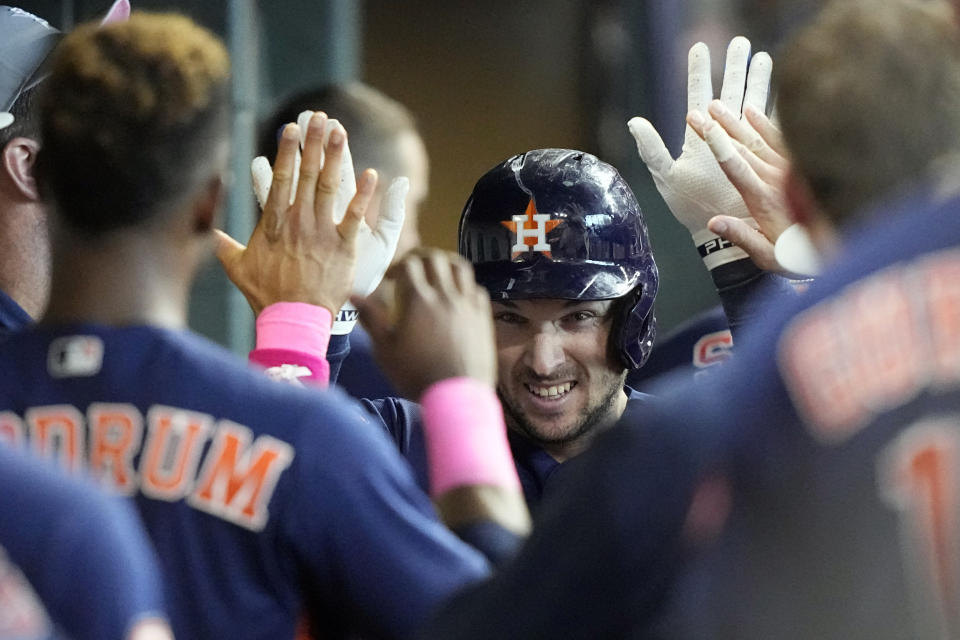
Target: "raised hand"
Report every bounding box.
[355,249,496,400]
[685,104,789,272]
[687,104,821,276]
[215,112,376,317]
[628,37,773,270]
[247,111,407,333]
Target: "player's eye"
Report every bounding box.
[566,311,596,323]
[493,311,527,325]
[558,309,605,331]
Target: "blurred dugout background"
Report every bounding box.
[12,0,818,354]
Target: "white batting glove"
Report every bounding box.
[628,36,772,270]
[251,112,355,212]
[250,111,407,334]
[332,176,408,334]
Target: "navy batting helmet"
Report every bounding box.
[458,148,658,369]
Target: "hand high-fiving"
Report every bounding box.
[628,37,773,271]
[355,249,497,400]
[215,112,377,317]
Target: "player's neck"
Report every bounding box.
[0,199,49,318]
[42,231,196,329]
[541,387,630,462]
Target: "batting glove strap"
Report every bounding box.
[693,224,752,271]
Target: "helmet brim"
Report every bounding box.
[474,257,645,301]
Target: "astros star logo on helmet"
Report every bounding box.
[501,199,563,259]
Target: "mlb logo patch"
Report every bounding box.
[47,336,104,378]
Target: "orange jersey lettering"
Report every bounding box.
[139,406,212,501]
[879,419,960,638]
[87,403,143,494]
[780,251,960,444]
[25,405,85,472]
[0,411,25,446]
[189,420,294,531]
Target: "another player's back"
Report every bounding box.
[672,384,960,639]
[662,189,960,639]
[0,324,489,639]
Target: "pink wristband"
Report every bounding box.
[249,302,333,387]
[420,378,520,497]
[256,302,332,353]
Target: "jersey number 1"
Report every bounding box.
[879,418,960,638]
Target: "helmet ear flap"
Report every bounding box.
[611,285,657,370]
[628,311,657,369]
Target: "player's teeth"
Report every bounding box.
[528,382,574,397]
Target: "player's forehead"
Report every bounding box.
[491,298,615,317]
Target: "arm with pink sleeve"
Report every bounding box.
[248,302,333,387]
[249,304,527,564]
[249,302,513,479]
[249,303,520,494]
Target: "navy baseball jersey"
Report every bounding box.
[628,305,731,392]
[336,324,402,401]
[626,269,797,392]
[424,186,960,638]
[655,186,960,639]
[0,325,490,639]
[0,443,167,640]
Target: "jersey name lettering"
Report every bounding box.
[1,403,295,532]
[780,250,960,444]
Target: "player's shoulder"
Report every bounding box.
[625,386,655,404]
[0,324,367,436]
[620,363,749,477]
[0,445,151,560]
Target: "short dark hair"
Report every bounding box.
[37,12,231,235]
[0,84,40,150]
[776,0,960,225]
[258,82,418,186]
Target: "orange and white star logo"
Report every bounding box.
[500,199,563,259]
